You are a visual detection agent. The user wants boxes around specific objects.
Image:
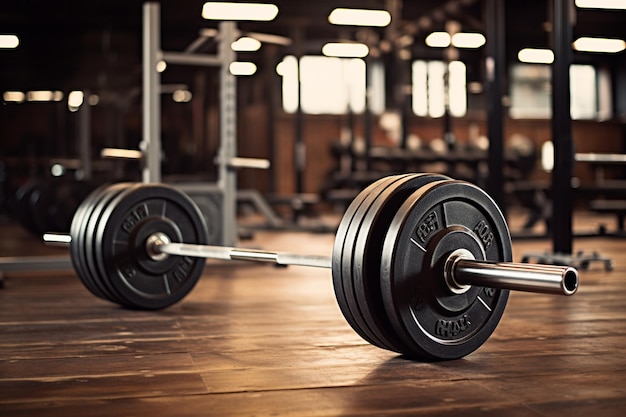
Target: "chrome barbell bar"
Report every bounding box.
[44,232,578,296]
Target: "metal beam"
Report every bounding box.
[551,0,574,254]
[485,0,506,212]
[142,2,161,183]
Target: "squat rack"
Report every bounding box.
[0,2,275,276]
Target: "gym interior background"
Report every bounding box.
[1,1,625,415]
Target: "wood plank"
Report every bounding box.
[1,215,626,416]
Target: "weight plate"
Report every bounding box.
[82,183,135,303]
[50,180,93,233]
[350,173,450,354]
[14,180,41,235]
[94,184,209,310]
[70,182,114,300]
[343,175,415,350]
[30,180,57,235]
[335,174,414,350]
[332,175,402,348]
[189,194,222,245]
[341,173,419,351]
[380,180,512,360]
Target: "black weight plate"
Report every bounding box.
[30,180,58,235]
[189,194,222,245]
[70,182,115,300]
[342,173,420,351]
[70,182,115,298]
[14,180,41,235]
[380,180,512,361]
[50,180,94,233]
[76,183,132,302]
[332,175,401,348]
[84,183,169,306]
[335,174,413,350]
[83,183,136,304]
[350,173,450,354]
[94,184,209,310]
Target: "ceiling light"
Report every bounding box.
[27,90,64,102]
[321,42,369,58]
[229,61,257,75]
[172,89,193,102]
[573,37,625,53]
[3,91,25,103]
[575,0,626,9]
[88,94,100,106]
[426,32,486,49]
[68,91,84,111]
[202,2,278,21]
[0,34,19,49]
[452,33,486,48]
[518,48,554,64]
[425,32,451,48]
[232,36,262,52]
[328,8,391,27]
[156,60,167,73]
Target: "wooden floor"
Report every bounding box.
[1,211,625,416]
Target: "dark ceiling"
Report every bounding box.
[0,0,624,94]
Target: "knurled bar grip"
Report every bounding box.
[157,241,332,269]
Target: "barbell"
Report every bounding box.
[44,173,578,361]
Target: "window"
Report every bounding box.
[278,55,379,115]
[509,64,552,119]
[412,60,467,118]
[509,63,612,120]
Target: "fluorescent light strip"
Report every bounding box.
[27,91,64,102]
[202,2,278,21]
[172,90,193,102]
[322,43,369,58]
[425,32,486,48]
[68,91,84,111]
[0,34,19,49]
[574,37,625,53]
[518,48,554,64]
[425,32,450,48]
[575,0,626,9]
[452,33,485,48]
[232,37,261,51]
[3,91,25,102]
[328,8,391,27]
[229,61,257,75]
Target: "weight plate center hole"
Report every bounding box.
[146,232,171,262]
[444,248,475,295]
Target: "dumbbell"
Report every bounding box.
[44,173,578,361]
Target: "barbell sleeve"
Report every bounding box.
[451,258,578,296]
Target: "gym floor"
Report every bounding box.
[0,211,625,416]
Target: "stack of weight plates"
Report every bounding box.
[331,173,512,361]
